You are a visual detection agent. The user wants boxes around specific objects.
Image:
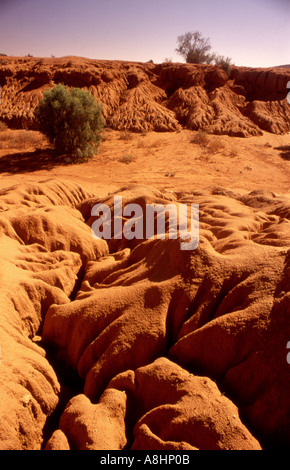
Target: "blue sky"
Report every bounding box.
[0,0,289,67]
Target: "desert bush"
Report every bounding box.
[10,130,44,148]
[119,130,133,141]
[191,130,211,149]
[34,84,105,162]
[1,129,46,149]
[191,131,226,155]
[214,55,232,77]
[229,145,239,157]
[207,136,226,154]
[119,154,135,164]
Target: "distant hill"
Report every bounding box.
[274,64,290,69]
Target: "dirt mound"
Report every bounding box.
[0,179,290,449]
[0,56,289,136]
[46,358,261,450]
[0,179,107,449]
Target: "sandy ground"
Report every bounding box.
[0,128,289,197]
[0,126,290,450]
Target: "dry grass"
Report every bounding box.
[137,137,164,149]
[119,130,134,141]
[150,138,164,148]
[191,131,226,155]
[101,128,116,142]
[206,137,226,155]
[10,130,46,149]
[0,129,49,151]
[191,130,211,149]
[228,145,239,157]
[119,154,135,164]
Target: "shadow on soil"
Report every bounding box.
[275,145,290,161]
[0,149,73,174]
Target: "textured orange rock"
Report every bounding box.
[0,56,289,136]
[44,430,70,450]
[1,179,290,449]
[42,184,290,449]
[131,358,261,450]
[0,180,107,449]
[47,358,261,450]
[54,390,127,450]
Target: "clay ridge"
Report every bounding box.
[0,56,289,137]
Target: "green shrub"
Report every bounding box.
[34,84,105,162]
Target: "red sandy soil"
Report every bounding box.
[0,57,289,451]
[0,127,289,195]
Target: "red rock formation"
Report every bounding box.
[43,184,290,449]
[46,358,261,450]
[0,56,289,136]
[0,180,290,449]
[0,180,107,449]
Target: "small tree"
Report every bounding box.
[214,55,233,77]
[34,84,105,162]
[176,31,215,64]
[176,31,233,74]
